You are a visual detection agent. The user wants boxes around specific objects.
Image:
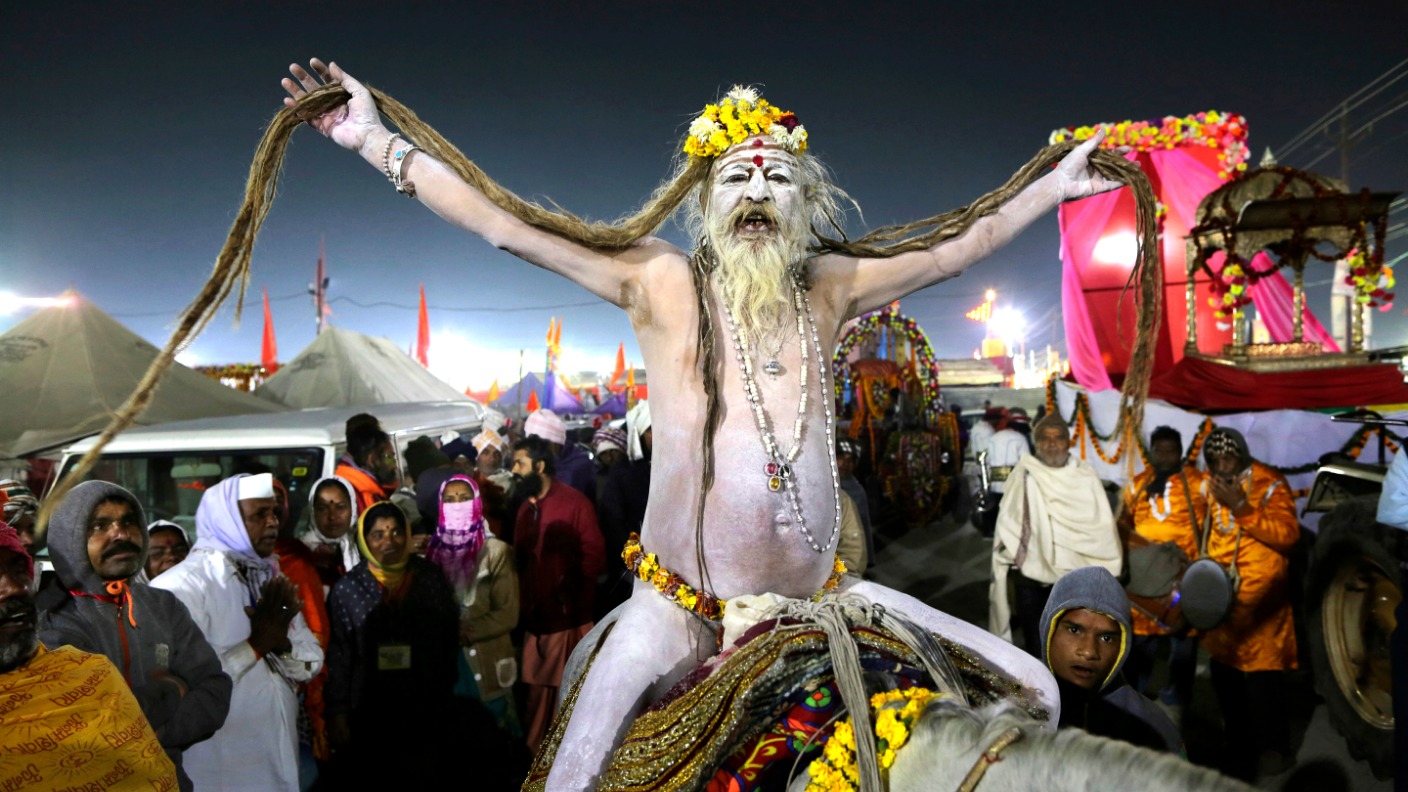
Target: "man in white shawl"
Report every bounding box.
[153,473,324,792]
[990,414,1121,657]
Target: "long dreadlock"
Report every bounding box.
[40,83,1160,588]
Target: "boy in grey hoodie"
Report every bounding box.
[37,480,232,792]
[1039,565,1183,755]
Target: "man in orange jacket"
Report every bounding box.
[1118,425,1202,713]
[335,424,399,513]
[1201,427,1299,780]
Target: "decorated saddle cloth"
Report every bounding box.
[523,600,1046,792]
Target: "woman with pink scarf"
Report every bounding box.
[427,474,521,734]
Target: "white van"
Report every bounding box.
[55,401,486,537]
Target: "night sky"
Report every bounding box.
[5,2,1407,390]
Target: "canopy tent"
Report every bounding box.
[593,391,628,416]
[0,293,286,457]
[255,326,469,408]
[490,371,583,414]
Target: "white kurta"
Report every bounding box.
[985,429,1029,494]
[988,454,1121,641]
[153,548,323,792]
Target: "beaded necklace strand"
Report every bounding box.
[719,275,841,553]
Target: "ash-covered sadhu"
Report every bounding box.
[264,61,1149,789]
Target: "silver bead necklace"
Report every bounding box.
[719,276,841,553]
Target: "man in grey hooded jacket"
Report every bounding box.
[1038,565,1183,755]
[37,480,233,792]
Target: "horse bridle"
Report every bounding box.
[955,726,1024,792]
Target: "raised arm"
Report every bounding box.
[818,132,1125,319]
[281,59,677,306]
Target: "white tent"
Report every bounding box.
[0,292,286,458]
[255,326,469,409]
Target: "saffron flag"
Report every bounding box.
[610,342,626,387]
[487,379,500,403]
[415,284,431,367]
[526,390,541,412]
[261,287,280,374]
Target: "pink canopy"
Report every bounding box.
[1055,117,1337,389]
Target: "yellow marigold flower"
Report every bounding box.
[879,748,896,768]
[707,130,730,154]
[823,736,850,767]
[1206,110,1221,123]
[651,569,670,589]
[832,720,855,748]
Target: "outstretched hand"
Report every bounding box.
[1053,129,1133,202]
[281,58,384,155]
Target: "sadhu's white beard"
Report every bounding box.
[706,205,810,342]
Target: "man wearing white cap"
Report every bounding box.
[153,473,324,791]
[525,408,597,504]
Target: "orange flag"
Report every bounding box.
[415,284,431,367]
[487,379,500,403]
[261,288,279,374]
[526,390,541,412]
[553,317,563,349]
[610,343,626,387]
[626,362,636,406]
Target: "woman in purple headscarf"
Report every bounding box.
[428,475,520,734]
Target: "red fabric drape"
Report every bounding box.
[1148,356,1408,410]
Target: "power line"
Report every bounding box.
[110,292,612,319]
[1301,96,1408,171]
[111,291,306,318]
[329,296,611,313]
[1279,58,1408,157]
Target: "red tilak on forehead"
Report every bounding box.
[753,155,764,167]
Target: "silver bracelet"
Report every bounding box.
[393,144,424,197]
[381,133,403,180]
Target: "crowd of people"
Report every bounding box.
[973,408,1301,781]
[0,400,1321,788]
[0,402,678,791]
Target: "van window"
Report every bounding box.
[58,449,326,541]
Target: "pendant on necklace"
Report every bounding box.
[765,460,790,492]
[763,360,783,377]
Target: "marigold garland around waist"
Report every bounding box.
[621,532,846,622]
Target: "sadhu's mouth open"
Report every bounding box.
[736,207,776,234]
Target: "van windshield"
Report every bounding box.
[57,448,326,541]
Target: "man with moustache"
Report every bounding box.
[335,424,398,513]
[282,60,1121,787]
[36,482,231,792]
[511,435,604,751]
[0,521,181,789]
[153,473,323,791]
[990,414,1123,658]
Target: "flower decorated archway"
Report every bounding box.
[832,302,943,430]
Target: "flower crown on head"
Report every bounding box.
[683,85,809,159]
